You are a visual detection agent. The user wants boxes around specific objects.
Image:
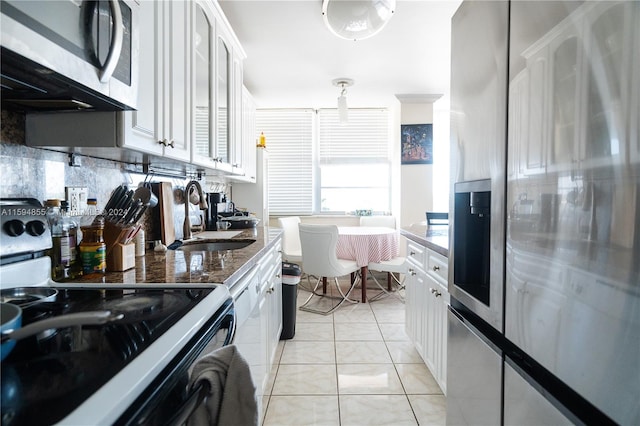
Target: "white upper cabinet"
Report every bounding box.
[123,0,191,162]
[242,86,258,182]
[192,2,214,164]
[214,32,232,172]
[191,1,247,175]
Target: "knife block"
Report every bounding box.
[107,243,136,272]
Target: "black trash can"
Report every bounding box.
[280,262,301,340]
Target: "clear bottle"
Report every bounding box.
[79,217,106,275]
[45,199,71,281]
[60,200,82,279]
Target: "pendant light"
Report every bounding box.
[322,0,396,41]
[333,78,353,125]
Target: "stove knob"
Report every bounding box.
[26,220,47,236]
[3,219,25,236]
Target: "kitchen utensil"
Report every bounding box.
[103,184,127,214]
[130,204,148,225]
[121,200,143,225]
[188,186,200,205]
[0,288,58,309]
[134,184,158,208]
[115,190,134,213]
[0,302,123,360]
[216,221,231,230]
[1,303,21,360]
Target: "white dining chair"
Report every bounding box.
[359,216,406,300]
[298,224,360,315]
[277,216,303,264]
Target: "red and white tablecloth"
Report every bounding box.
[336,226,399,267]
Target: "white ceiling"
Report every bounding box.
[218,0,463,109]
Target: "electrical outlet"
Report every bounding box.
[65,187,88,214]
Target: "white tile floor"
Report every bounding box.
[261,277,446,426]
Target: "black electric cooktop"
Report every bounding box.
[0,287,213,426]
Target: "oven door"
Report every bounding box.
[115,298,236,426]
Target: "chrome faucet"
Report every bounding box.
[183,180,209,240]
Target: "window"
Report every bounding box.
[256,109,314,215]
[256,108,390,215]
[318,109,390,213]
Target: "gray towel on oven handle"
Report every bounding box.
[186,344,258,426]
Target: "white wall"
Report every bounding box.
[432,98,451,212]
[400,102,434,227]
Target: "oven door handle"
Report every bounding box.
[163,310,236,426]
[223,309,237,346]
[165,380,210,426]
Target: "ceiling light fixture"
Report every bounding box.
[322,0,396,41]
[333,78,353,125]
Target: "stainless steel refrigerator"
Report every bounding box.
[447,1,639,425]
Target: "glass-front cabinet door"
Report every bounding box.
[193,2,213,163]
[216,35,231,169]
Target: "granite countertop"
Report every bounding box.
[401,221,449,257]
[70,226,283,293]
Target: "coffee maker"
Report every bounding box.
[204,192,225,231]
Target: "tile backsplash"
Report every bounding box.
[1,110,128,205]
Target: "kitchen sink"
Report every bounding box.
[177,240,255,252]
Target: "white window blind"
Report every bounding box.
[256,109,314,215]
[318,109,390,213]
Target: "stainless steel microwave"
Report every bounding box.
[0,0,139,111]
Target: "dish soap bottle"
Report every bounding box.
[258,132,266,148]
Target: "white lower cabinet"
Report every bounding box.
[405,239,449,394]
[258,239,283,375]
[233,237,282,423]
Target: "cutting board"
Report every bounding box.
[158,182,175,245]
[193,231,243,240]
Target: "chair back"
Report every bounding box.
[359,215,396,228]
[298,224,345,278]
[277,216,302,260]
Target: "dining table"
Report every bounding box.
[336,226,399,302]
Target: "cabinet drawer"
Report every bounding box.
[406,241,427,272]
[426,250,448,286]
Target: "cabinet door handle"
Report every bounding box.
[434,290,442,297]
[410,251,416,256]
[158,139,166,146]
[432,265,440,271]
[409,269,416,276]
[167,139,175,148]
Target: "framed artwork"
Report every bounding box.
[401,123,433,164]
